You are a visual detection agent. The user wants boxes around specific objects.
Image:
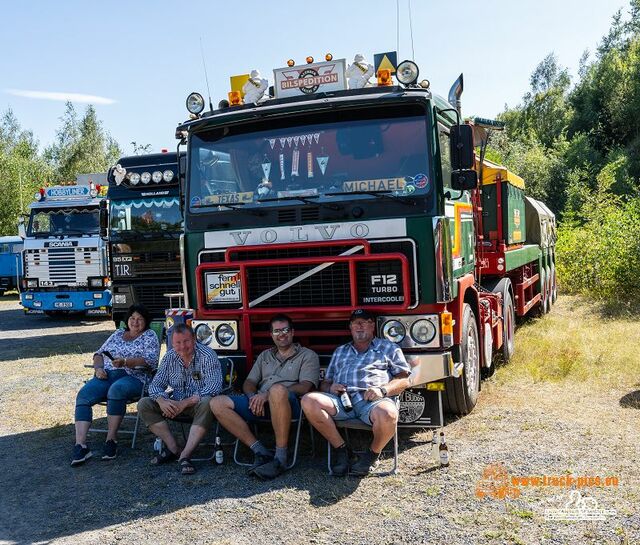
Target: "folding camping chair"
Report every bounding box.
[327,419,399,476]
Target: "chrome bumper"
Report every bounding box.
[405,351,457,385]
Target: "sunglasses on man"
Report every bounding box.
[271,327,292,335]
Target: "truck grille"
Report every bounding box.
[198,239,416,311]
[134,281,182,316]
[24,247,100,287]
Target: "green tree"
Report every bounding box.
[45,102,121,182]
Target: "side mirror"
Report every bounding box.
[449,124,475,170]
[99,199,109,240]
[17,216,27,239]
[451,170,478,191]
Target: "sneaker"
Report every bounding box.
[101,439,118,460]
[247,453,273,476]
[71,444,92,466]
[349,450,380,476]
[330,446,350,476]
[253,457,286,480]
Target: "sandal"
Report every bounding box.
[150,448,178,466]
[180,458,196,475]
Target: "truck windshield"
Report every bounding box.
[28,207,99,237]
[110,197,182,234]
[188,107,432,211]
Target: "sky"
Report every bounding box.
[0,0,629,157]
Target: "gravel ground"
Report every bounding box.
[0,295,638,545]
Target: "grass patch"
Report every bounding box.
[495,295,640,388]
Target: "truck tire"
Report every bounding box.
[550,263,557,304]
[444,304,480,415]
[536,267,549,316]
[543,266,551,314]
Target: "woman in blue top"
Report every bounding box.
[72,304,160,466]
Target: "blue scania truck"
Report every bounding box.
[20,178,112,316]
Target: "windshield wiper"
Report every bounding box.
[199,201,265,216]
[325,190,417,206]
[258,194,341,211]
[50,229,99,236]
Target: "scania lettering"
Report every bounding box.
[102,152,183,327]
[20,176,111,316]
[175,55,556,426]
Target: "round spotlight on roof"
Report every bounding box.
[152,171,163,183]
[419,79,431,89]
[306,56,314,64]
[129,173,140,185]
[325,53,333,61]
[287,59,295,67]
[186,92,205,115]
[141,172,151,184]
[396,60,420,86]
[163,170,174,182]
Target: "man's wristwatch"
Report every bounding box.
[379,386,388,397]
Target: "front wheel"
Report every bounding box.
[444,303,481,415]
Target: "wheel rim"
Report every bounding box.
[505,302,515,355]
[466,325,480,398]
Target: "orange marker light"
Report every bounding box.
[441,311,454,347]
[377,68,392,86]
[306,56,314,64]
[228,91,243,106]
[287,59,295,67]
[325,53,333,61]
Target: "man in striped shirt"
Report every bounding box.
[138,324,222,474]
[302,309,411,476]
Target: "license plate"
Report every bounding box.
[54,301,73,308]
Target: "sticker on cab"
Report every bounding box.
[205,271,241,304]
[202,192,254,206]
[342,178,405,192]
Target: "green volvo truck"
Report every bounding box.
[173,56,556,425]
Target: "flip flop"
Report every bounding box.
[179,458,196,475]
[150,449,178,465]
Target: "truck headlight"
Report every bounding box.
[152,171,163,183]
[410,319,437,344]
[195,323,213,345]
[141,172,151,184]
[215,324,236,347]
[89,277,104,288]
[382,320,405,343]
[186,92,205,115]
[163,170,174,182]
[129,173,141,185]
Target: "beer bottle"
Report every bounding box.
[439,431,450,467]
[340,389,353,412]
[214,434,224,465]
[431,429,440,462]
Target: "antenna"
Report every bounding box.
[396,0,400,58]
[408,0,415,60]
[199,37,214,113]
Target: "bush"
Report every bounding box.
[556,197,640,304]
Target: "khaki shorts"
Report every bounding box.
[137,396,215,429]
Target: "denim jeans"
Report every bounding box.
[75,369,143,421]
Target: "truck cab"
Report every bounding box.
[0,236,23,296]
[20,179,111,316]
[104,152,183,327]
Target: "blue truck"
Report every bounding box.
[20,178,112,316]
[0,236,23,296]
